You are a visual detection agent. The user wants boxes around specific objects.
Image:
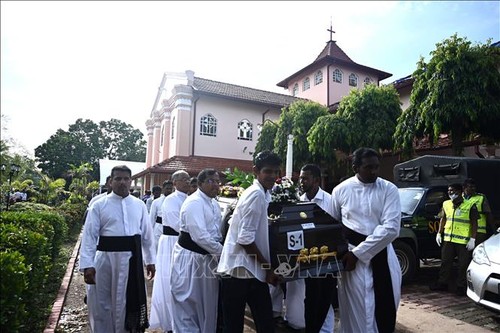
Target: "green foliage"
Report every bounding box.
[0,250,29,332]
[35,118,147,180]
[394,34,500,156]
[1,210,67,260]
[254,121,278,155]
[56,202,87,236]
[308,114,351,164]
[0,223,52,331]
[223,167,255,189]
[307,84,402,169]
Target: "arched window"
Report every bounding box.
[292,83,299,96]
[237,119,253,141]
[200,114,217,137]
[303,77,310,91]
[314,70,323,85]
[349,73,358,87]
[333,69,343,83]
[171,117,176,140]
[364,77,372,86]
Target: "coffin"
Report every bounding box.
[268,201,347,281]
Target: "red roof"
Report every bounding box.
[132,155,253,179]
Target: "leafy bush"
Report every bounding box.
[223,167,254,189]
[56,202,87,237]
[8,202,54,212]
[0,250,29,332]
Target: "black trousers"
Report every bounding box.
[304,275,338,333]
[221,276,275,333]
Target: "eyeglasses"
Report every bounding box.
[205,179,222,186]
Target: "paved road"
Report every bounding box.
[57,252,500,332]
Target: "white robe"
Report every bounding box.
[149,195,166,252]
[330,176,401,333]
[170,189,223,333]
[79,192,155,333]
[281,188,336,331]
[149,190,187,332]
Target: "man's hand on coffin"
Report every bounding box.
[266,270,282,286]
[83,267,96,284]
[146,264,156,280]
[342,251,358,271]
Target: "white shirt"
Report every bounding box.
[300,187,332,216]
[217,180,271,282]
[150,194,166,229]
[80,192,156,269]
[179,189,223,255]
[161,190,188,231]
[87,192,107,208]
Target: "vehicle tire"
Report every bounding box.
[393,240,417,284]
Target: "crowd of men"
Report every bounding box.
[79,147,494,333]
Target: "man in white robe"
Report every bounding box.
[149,170,190,333]
[80,165,156,333]
[330,148,401,333]
[149,180,174,252]
[170,169,223,333]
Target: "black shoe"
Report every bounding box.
[429,282,448,291]
[455,287,466,296]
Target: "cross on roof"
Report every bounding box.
[327,19,335,42]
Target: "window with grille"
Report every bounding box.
[303,77,310,91]
[200,114,217,137]
[349,73,358,87]
[333,69,343,83]
[292,83,299,96]
[364,77,372,86]
[237,119,253,141]
[315,71,323,85]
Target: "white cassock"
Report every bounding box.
[330,176,401,333]
[149,190,187,332]
[79,192,155,333]
[149,194,166,252]
[281,188,336,330]
[170,189,223,333]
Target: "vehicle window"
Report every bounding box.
[398,188,425,215]
[424,190,447,214]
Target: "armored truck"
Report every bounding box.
[392,155,500,282]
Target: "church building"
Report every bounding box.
[133,31,393,190]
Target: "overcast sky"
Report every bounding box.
[1,1,499,157]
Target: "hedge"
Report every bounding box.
[0,250,29,332]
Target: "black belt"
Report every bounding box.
[342,225,396,333]
[155,216,162,224]
[178,231,209,255]
[97,235,149,331]
[163,226,179,236]
[97,235,135,251]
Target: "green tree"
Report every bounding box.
[254,121,278,154]
[308,84,402,158]
[100,118,147,161]
[260,100,329,171]
[35,118,147,179]
[394,34,500,156]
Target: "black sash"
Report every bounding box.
[342,226,396,333]
[97,235,149,332]
[155,216,162,224]
[163,226,179,236]
[178,231,209,255]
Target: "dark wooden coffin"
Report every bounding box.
[268,202,347,281]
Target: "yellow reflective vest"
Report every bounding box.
[464,194,486,234]
[443,199,475,244]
